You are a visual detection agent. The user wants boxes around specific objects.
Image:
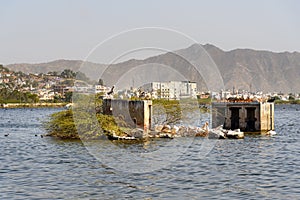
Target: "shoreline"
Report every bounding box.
[0,100,298,109]
[0,103,68,108]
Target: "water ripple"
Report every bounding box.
[0,105,299,199]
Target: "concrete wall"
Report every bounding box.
[260,102,275,131]
[103,99,152,132]
[212,102,274,131]
[211,103,226,129]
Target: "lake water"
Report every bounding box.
[0,105,299,199]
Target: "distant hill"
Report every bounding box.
[6,59,83,73]
[5,44,300,93]
[5,59,106,81]
[202,44,300,93]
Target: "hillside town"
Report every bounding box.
[0,64,299,104]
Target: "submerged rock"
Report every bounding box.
[108,131,136,140]
[108,122,245,140]
[154,125,164,133]
[128,128,145,139]
[148,131,160,137]
[208,130,223,139]
[177,126,188,136]
[161,125,172,133]
[266,130,276,136]
[226,129,244,139]
[171,125,179,135]
[157,133,174,139]
[208,126,244,139]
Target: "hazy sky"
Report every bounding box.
[1,0,299,64]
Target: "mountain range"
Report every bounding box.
[5,44,300,93]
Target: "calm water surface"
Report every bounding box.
[0,105,299,199]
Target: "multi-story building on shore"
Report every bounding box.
[144,81,197,100]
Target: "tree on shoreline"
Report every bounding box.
[0,88,39,103]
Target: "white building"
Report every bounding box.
[38,89,55,101]
[145,81,197,100]
[95,85,111,94]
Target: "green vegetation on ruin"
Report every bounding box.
[44,109,125,139]
[44,93,126,139]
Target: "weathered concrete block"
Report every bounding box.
[103,99,152,132]
[212,102,274,132]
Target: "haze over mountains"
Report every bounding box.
[5,44,300,93]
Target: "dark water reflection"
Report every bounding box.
[0,105,299,199]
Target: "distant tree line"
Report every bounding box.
[0,88,39,103]
[0,64,9,72]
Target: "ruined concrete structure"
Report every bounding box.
[212,102,274,132]
[102,99,152,132]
